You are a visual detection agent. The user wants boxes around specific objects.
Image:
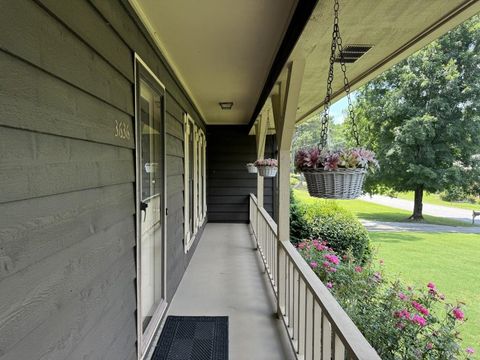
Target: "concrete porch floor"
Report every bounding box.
[166,223,295,359]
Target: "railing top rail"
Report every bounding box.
[280,240,381,360]
[259,207,277,235]
[250,193,277,235]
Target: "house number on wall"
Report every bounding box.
[114,120,131,140]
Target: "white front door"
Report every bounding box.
[135,57,167,359]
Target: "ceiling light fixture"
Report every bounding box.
[219,102,234,110]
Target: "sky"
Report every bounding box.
[329,91,357,124]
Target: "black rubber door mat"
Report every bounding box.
[152,316,228,360]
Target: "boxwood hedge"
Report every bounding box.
[290,192,370,262]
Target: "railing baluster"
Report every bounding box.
[334,334,346,359]
[313,301,322,360]
[322,314,332,359]
[303,286,311,359]
[291,262,296,337]
[295,273,302,355]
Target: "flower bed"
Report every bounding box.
[296,239,474,359]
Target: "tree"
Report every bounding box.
[348,16,480,219]
[291,114,347,154]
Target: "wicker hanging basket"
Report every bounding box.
[303,168,366,199]
[257,166,277,178]
[246,163,257,174]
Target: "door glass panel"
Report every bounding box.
[139,80,164,333]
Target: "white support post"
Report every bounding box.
[273,59,305,316]
[255,110,269,209]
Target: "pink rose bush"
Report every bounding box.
[294,147,378,172]
[296,238,473,359]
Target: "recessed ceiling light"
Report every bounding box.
[219,102,234,110]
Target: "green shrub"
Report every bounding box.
[441,188,478,204]
[440,188,468,202]
[290,193,371,262]
[290,193,310,244]
[290,175,300,186]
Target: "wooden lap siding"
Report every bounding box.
[207,125,276,223]
[0,0,206,359]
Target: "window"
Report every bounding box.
[184,114,206,252]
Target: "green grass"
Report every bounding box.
[370,232,480,353]
[293,189,473,227]
[396,191,480,211]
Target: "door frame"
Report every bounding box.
[134,53,168,360]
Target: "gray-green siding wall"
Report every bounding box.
[207,126,276,223]
[0,0,206,359]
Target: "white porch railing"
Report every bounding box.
[249,194,381,360]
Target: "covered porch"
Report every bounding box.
[149,196,380,359]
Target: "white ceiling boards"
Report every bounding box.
[129,0,298,125]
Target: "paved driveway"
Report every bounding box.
[361,195,477,224]
[361,219,480,233]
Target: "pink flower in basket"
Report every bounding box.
[254,158,278,167]
[294,147,378,172]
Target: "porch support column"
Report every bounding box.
[255,110,268,209]
[272,59,305,316]
[273,59,305,243]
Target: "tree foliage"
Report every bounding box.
[347,16,480,217]
[291,114,347,154]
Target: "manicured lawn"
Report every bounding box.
[293,189,473,227]
[396,191,480,211]
[370,232,480,353]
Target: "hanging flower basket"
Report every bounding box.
[254,159,278,178]
[246,163,257,174]
[257,166,277,177]
[303,168,366,199]
[293,0,379,199]
[295,148,377,199]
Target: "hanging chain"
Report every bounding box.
[319,0,360,148]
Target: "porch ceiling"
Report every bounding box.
[251,0,480,133]
[129,0,298,125]
[291,0,480,124]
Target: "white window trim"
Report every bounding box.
[184,114,195,252]
[184,113,207,252]
[184,113,207,253]
[196,131,202,228]
[202,134,207,219]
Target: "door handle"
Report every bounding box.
[140,201,148,222]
